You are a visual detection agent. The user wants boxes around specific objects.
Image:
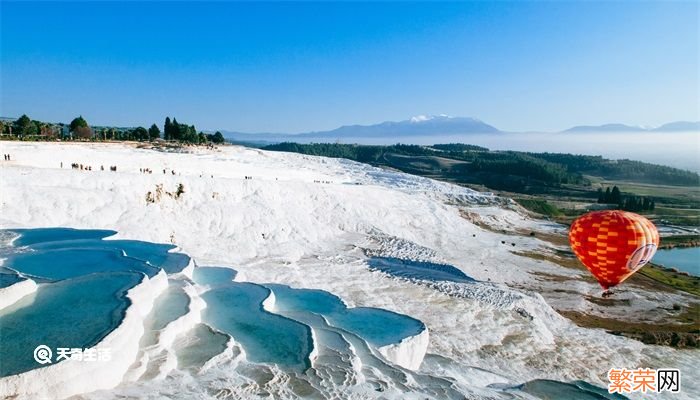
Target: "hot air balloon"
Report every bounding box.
[569,210,659,290]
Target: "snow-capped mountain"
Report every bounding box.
[306,115,500,137]
[221,115,501,144]
[221,117,698,145]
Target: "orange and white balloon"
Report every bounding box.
[569,210,659,289]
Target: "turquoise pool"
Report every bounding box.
[266,283,426,347]
[0,271,142,376]
[201,281,314,370]
[0,228,191,377]
[367,257,475,284]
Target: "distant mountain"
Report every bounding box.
[221,117,699,145]
[563,121,699,133]
[652,121,700,132]
[304,115,500,137]
[222,115,501,145]
[562,123,643,133]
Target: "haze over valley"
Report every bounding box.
[221,115,700,172]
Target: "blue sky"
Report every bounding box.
[1,1,698,133]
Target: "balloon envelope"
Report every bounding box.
[569,210,659,289]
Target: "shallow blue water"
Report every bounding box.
[0,271,25,288]
[6,248,159,281]
[266,284,345,315]
[1,233,426,378]
[201,281,314,370]
[3,228,190,280]
[10,228,116,247]
[0,271,142,377]
[192,266,237,286]
[0,229,608,396]
[266,284,425,347]
[30,239,190,274]
[195,267,318,370]
[367,257,475,283]
[175,323,230,371]
[150,283,191,331]
[0,228,192,377]
[329,307,425,347]
[652,247,700,276]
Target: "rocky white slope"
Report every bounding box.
[0,141,697,399]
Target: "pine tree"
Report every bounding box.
[611,186,621,205]
[212,131,225,144]
[172,118,180,141]
[164,117,172,141]
[148,124,160,141]
[69,115,88,133]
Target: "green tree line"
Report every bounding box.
[597,186,655,212]
[1,114,226,145]
[263,142,699,189]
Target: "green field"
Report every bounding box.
[513,198,563,217]
[639,264,700,297]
